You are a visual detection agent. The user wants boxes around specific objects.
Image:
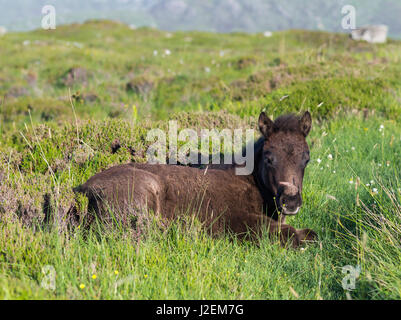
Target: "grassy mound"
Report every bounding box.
[1,21,401,128]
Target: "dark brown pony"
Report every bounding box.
[73,112,317,247]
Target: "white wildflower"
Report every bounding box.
[73,42,83,49]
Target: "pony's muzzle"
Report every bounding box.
[282,206,300,215]
[277,182,302,215]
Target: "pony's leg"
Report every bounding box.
[239,214,301,248]
[296,228,318,242]
[242,214,318,247]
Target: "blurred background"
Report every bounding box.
[1,0,401,126]
[1,0,401,38]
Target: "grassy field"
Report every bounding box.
[1,20,401,299]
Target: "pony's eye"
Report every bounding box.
[302,151,310,167]
[264,152,275,165]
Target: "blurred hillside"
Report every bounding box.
[1,20,401,131]
[1,0,401,38]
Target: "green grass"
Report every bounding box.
[1,113,400,299]
[1,21,401,299]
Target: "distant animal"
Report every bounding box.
[73,112,317,248]
[0,26,7,37]
[263,31,273,37]
[350,25,388,44]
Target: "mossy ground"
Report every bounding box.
[1,20,401,299]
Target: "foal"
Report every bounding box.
[74,112,317,247]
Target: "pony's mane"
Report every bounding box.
[253,136,265,156]
[253,113,302,155]
[272,114,302,133]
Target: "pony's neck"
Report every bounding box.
[251,138,279,219]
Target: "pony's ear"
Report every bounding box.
[300,111,312,136]
[258,112,274,138]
